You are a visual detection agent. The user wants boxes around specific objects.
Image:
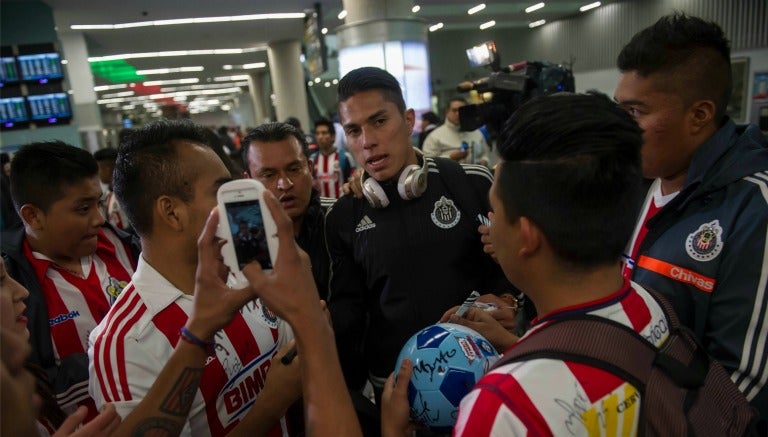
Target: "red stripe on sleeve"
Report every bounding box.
[471,372,553,436]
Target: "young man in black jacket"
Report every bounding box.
[327,67,517,399]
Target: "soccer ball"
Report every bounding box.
[395,323,500,432]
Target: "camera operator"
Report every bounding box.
[423,97,490,166]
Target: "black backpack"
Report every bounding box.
[488,289,764,436]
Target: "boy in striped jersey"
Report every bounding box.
[89,120,300,436]
[1,141,138,420]
[384,93,666,436]
[310,118,355,199]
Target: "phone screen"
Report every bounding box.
[223,199,273,269]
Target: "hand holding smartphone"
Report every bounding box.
[216,179,279,287]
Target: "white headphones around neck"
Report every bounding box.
[362,148,429,209]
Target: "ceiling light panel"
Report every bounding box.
[479,20,496,30]
[136,66,204,75]
[580,2,601,12]
[525,2,545,13]
[468,4,486,15]
[71,13,305,30]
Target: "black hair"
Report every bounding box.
[10,141,98,213]
[0,152,9,165]
[445,96,468,112]
[422,111,441,125]
[314,118,335,136]
[117,128,134,147]
[337,67,406,114]
[284,117,302,129]
[113,119,212,235]
[617,13,732,123]
[93,147,118,162]
[199,127,242,178]
[241,122,308,176]
[496,92,644,268]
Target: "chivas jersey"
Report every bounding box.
[454,282,669,437]
[26,228,134,409]
[89,258,293,436]
[313,151,351,199]
[106,191,130,231]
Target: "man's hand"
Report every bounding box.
[381,359,415,437]
[54,404,121,437]
[449,149,469,161]
[476,293,519,332]
[342,168,364,199]
[262,341,303,408]
[440,306,518,353]
[479,212,497,263]
[184,207,260,342]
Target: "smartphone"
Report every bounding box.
[216,179,279,287]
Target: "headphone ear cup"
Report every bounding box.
[362,177,389,208]
[397,164,424,200]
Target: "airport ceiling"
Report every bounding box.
[37,0,612,113]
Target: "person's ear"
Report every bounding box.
[405,109,416,131]
[518,216,542,258]
[155,195,186,232]
[688,99,717,134]
[19,204,44,230]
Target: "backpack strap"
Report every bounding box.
[492,314,656,392]
[491,289,709,391]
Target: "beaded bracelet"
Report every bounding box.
[179,326,217,356]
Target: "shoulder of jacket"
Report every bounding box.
[460,163,494,182]
[320,196,338,211]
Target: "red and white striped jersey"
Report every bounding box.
[314,151,347,199]
[106,191,130,231]
[454,281,669,437]
[26,228,135,409]
[89,258,294,436]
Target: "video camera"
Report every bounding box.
[457,41,575,134]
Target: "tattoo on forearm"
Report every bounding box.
[132,417,182,436]
[159,367,203,416]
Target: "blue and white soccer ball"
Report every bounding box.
[395,323,500,432]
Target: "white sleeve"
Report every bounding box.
[88,325,164,419]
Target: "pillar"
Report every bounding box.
[267,40,310,130]
[247,71,269,125]
[336,0,430,115]
[57,31,103,152]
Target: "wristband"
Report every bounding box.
[179,326,217,356]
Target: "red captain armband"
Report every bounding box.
[179,326,217,356]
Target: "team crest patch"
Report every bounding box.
[105,276,128,299]
[259,300,279,328]
[431,196,460,229]
[685,220,724,262]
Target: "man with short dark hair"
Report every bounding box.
[1,141,137,419]
[93,147,129,231]
[310,118,355,199]
[242,121,334,300]
[423,97,490,165]
[387,92,662,436]
[328,66,514,398]
[89,120,299,435]
[615,13,768,418]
